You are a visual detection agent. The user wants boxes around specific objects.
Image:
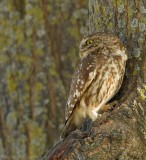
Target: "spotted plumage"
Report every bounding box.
[61,33,127,139]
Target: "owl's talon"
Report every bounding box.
[98,100,118,114]
[110,100,118,106]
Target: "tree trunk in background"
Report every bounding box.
[46,0,146,159]
[0,0,88,155]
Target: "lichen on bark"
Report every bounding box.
[46,0,146,159]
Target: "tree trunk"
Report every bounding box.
[45,0,146,159]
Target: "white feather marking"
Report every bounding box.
[77,79,81,84]
[69,111,72,114]
[92,110,98,121]
[70,104,74,108]
[116,49,127,61]
[75,90,80,97]
[89,65,93,68]
[81,80,84,84]
[89,71,95,79]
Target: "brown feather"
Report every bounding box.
[61,33,127,139]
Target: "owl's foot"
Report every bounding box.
[98,100,118,114]
[80,118,93,133]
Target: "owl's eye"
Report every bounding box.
[86,39,93,45]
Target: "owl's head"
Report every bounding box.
[79,33,127,59]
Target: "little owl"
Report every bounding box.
[61,33,127,139]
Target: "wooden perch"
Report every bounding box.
[44,75,146,159]
[43,0,146,159]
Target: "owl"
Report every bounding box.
[60,33,127,139]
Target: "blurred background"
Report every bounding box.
[0,0,88,156]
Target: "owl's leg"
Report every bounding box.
[80,110,98,134]
[87,109,98,121]
[98,101,118,114]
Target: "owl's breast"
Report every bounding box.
[79,56,125,113]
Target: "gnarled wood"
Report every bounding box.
[44,0,146,159]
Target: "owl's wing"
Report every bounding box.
[65,53,100,120]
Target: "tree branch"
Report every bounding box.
[44,0,146,159]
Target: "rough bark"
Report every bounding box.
[44,0,146,159]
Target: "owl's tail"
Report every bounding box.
[60,116,77,139]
